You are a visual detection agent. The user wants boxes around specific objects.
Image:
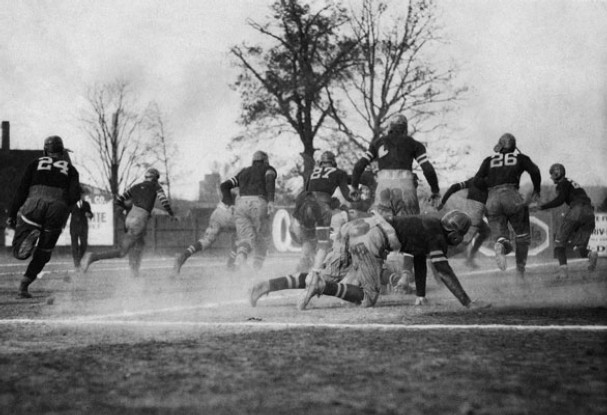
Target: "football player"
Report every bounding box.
[387,210,489,308]
[220,151,277,271]
[350,114,441,220]
[530,163,598,279]
[291,151,353,272]
[7,136,81,298]
[171,200,239,278]
[474,133,541,279]
[82,167,177,277]
[436,176,491,269]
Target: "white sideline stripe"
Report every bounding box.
[0,319,605,331]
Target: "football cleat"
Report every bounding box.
[17,291,33,299]
[15,229,41,260]
[81,252,94,273]
[516,267,525,280]
[171,253,186,278]
[494,242,507,271]
[298,272,325,311]
[468,300,491,310]
[249,281,271,307]
[414,296,428,306]
[587,251,598,272]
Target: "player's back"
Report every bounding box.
[237,164,276,198]
[28,156,75,191]
[372,133,424,171]
[392,215,446,256]
[480,152,530,188]
[307,166,347,196]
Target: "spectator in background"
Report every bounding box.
[70,186,93,270]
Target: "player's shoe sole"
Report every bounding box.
[249,282,270,307]
[81,252,93,273]
[16,229,40,260]
[494,242,507,271]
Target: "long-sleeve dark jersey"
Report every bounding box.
[9,155,81,221]
[540,178,592,210]
[306,165,352,202]
[391,215,453,275]
[220,163,277,206]
[351,131,439,193]
[475,151,541,192]
[117,180,174,216]
[440,177,488,206]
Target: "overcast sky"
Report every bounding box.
[1,0,606,200]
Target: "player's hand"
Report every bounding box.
[267,202,275,216]
[349,188,360,201]
[428,192,441,207]
[5,217,16,229]
[436,203,444,211]
[531,191,541,203]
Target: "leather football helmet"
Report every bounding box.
[320,151,337,167]
[43,135,64,155]
[388,114,408,134]
[493,133,516,153]
[441,210,472,246]
[145,167,160,181]
[549,163,566,183]
[252,150,269,164]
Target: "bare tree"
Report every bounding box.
[329,0,467,150]
[230,0,357,179]
[143,102,180,201]
[80,80,152,198]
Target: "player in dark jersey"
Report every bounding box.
[475,133,541,278]
[220,151,277,271]
[82,167,176,277]
[291,151,353,272]
[530,163,598,279]
[300,210,488,309]
[436,176,491,269]
[389,210,490,307]
[350,114,440,219]
[7,136,81,298]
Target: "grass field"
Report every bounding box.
[1,252,606,414]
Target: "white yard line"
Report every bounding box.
[0,318,605,331]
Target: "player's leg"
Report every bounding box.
[12,202,42,261]
[234,199,256,268]
[70,229,80,268]
[509,204,531,279]
[18,226,63,298]
[249,272,308,307]
[567,205,598,272]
